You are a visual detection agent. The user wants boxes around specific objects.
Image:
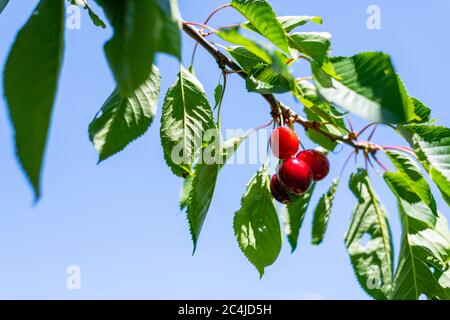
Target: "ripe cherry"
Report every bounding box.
[297,149,330,181]
[270,127,299,160]
[270,175,291,204]
[277,158,313,196]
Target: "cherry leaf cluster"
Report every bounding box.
[1,0,450,300]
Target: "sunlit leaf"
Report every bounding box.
[160,66,215,177]
[230,0,290,53]
[244,15,323,33]
[218,28,272,63]
[289,32,331,66]
[313,52,411,124]
[384,173,450,300]
[410,97,431,123]
[399,124,450,207]
[345,169,394,300]
[226,42,294,94]
[277,15,323,32]
[385,150,437,225]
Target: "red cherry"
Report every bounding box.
[270,127,299,160]
[270,175,291,204]
[297,149,330,181]
[277,158,313,195]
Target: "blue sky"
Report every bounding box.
[0,0,449,299]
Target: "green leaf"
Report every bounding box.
[410,97,431,123]
[180,174,193,211]
[277,16,323,32]
[96,0,180,95]
[226,44,294,94]
[282,184,315,252]
[0,0,9,14]
[245,63,294,94]
[70,0,106,28]
[399,124,450,207]
[296,81,347,151]
[155,0,182,58]
[244,15,323,33]
[311,178,339,245]
[218,28,272,64]
[303,104,347,152]
[230,0,290,54]
[213,83,223,110]
[160,66,215,177]
[345,169,394,300]
[395,75,422,125]
[391,213,450,300]
[383,173,450,300]
[313,52,411,124]
[227,46,265,72]
[289,32,331,66]
[385,150,437,225]
[186,134,249,251]
[89,66,161,162]
[3,0,65,199]
[234,163,282,277]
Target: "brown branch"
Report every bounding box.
[182,23,377,153]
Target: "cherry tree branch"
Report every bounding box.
[182,23,382,153]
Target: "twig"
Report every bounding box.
[190,4,231,68]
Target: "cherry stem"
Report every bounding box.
[382,146,417,158]
[372,154,389,172]
[296,77,312,83]
[367,154,382,176]
[254,119,274,131]
[299,139,306,151]
[339,150,356,177]
[367,124,378,141]
[357,122,378,138]
[188,4,231,69]
[184,22,217,32]
[346,117,354,133]
[203,3,231,25]
[383,145,413,152]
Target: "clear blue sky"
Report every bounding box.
[0,0,449,299]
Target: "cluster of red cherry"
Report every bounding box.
[270,127,330,204]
